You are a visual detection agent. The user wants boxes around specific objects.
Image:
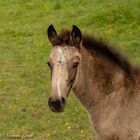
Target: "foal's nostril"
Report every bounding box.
[61,97,66,105]
[48,97,52,108]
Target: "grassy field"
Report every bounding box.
[0,0,140,139]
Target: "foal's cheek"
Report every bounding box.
[67,68,77,85]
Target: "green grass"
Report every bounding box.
[0,0,140,139]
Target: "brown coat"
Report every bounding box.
[47,25,140,140]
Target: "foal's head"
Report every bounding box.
[47,25,82,112]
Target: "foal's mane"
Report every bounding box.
[82,35,132,75]
[53,29,133,75]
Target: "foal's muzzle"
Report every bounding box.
[48,97,66,112]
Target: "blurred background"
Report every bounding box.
[0,0,140,139]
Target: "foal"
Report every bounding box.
[47,25,140,140]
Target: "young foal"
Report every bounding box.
[47,25,140,140]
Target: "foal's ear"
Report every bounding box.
[47,25,57,44]
[71,25,82,46]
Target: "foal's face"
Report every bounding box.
[47,25,82,112]
[48,46,80,112]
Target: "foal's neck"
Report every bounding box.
[73,47,126,109]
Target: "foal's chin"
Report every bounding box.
[50,107,65,113]
[49,103,65,113]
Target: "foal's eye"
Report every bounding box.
[47,61,51,68]
[72,62,79,68]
